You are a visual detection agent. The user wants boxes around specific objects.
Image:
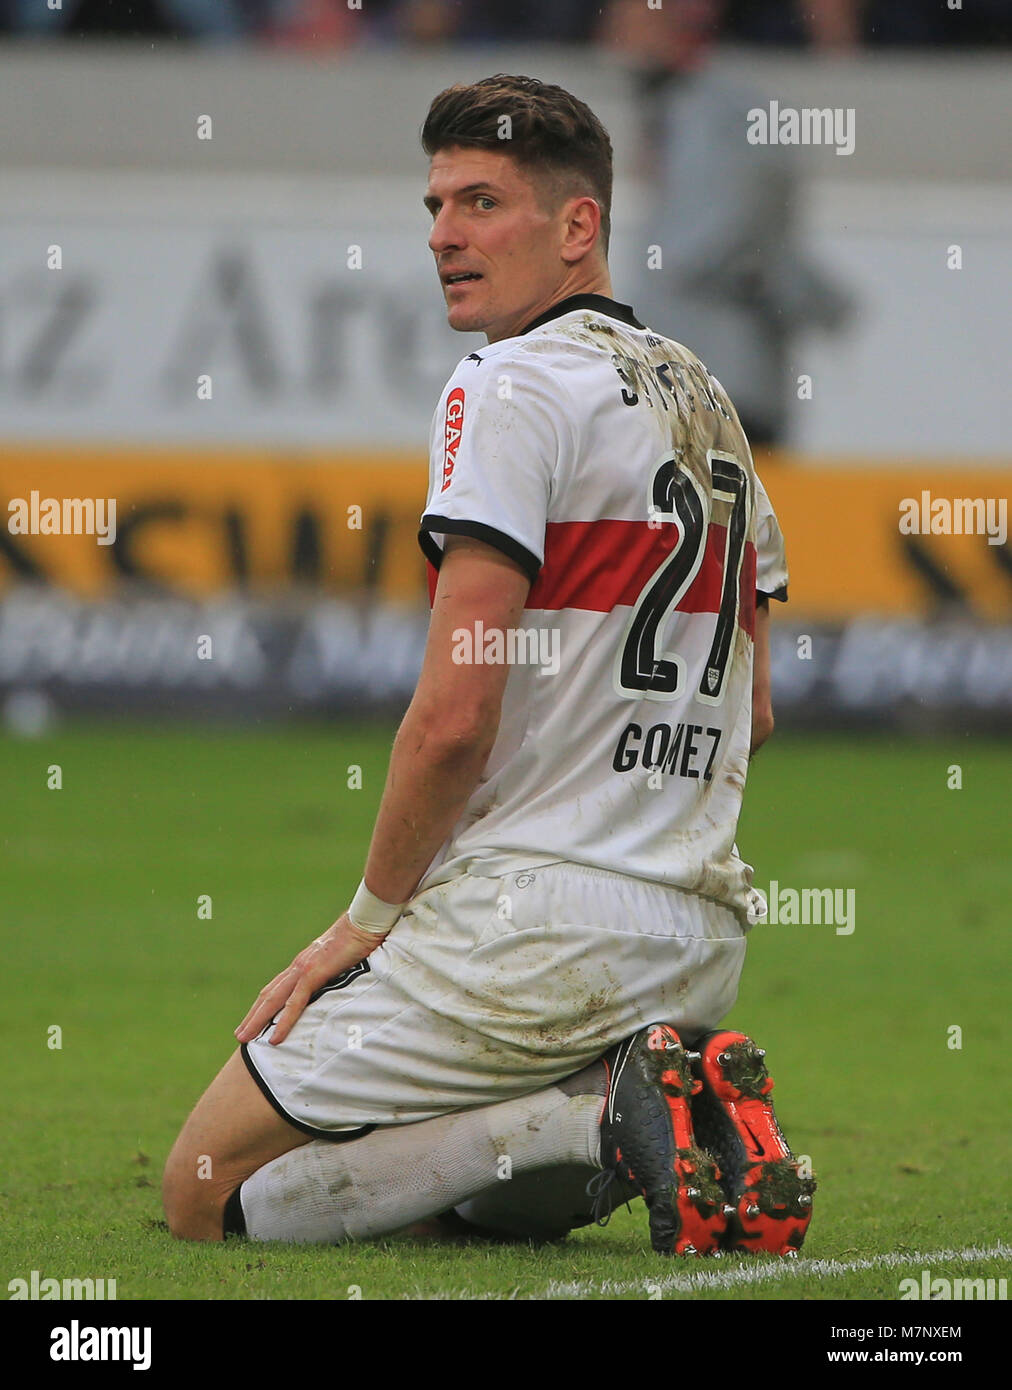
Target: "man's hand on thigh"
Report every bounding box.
[235,913,386,1047]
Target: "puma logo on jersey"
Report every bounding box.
[441,388,465,492]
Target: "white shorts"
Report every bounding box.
[242,861,748,1139]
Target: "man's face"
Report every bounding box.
[424,145,573,343]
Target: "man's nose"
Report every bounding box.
[428,206,465,255]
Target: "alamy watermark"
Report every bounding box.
[898,491,1006,546]
[7,491,117,545]
[746,101,855,157]
[9,1270,117,1299]
[748,881,856,935]
[899,1269,1007,1300]
[451,621,560,676]
[49,1321,151,1371]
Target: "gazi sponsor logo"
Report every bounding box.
[442,387,465,492]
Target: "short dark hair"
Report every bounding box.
[421,74,613,255]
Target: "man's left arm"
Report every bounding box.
[235,534,530,1046]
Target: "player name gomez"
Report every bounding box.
[612,721,721,782]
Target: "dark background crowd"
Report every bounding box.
[1,0,1009,47]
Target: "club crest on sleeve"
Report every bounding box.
[442,387,465,492]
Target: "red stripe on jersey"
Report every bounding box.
[427,523,757,636]
[526,520,757,636]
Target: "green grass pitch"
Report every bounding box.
[1,723,1008,1301]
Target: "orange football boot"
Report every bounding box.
[593,1023,730,1255]
[689,1030,815,1257]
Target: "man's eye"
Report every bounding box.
[475,196,495,210]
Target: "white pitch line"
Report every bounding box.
[411,1243,1011,1301]
[540,1242,1012,1301]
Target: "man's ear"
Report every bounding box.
[560,195,603,264]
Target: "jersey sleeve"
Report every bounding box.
[754,471,789,602]
[419,349,573,583]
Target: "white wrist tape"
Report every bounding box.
[348,879,404,935]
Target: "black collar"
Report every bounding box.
[519,294,645,337]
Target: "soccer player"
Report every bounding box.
[163,74,813,1256]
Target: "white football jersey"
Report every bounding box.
[417,295,788,922]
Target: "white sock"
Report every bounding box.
[238,1084,602,1243]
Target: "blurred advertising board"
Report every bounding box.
[1,450,1008,726]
